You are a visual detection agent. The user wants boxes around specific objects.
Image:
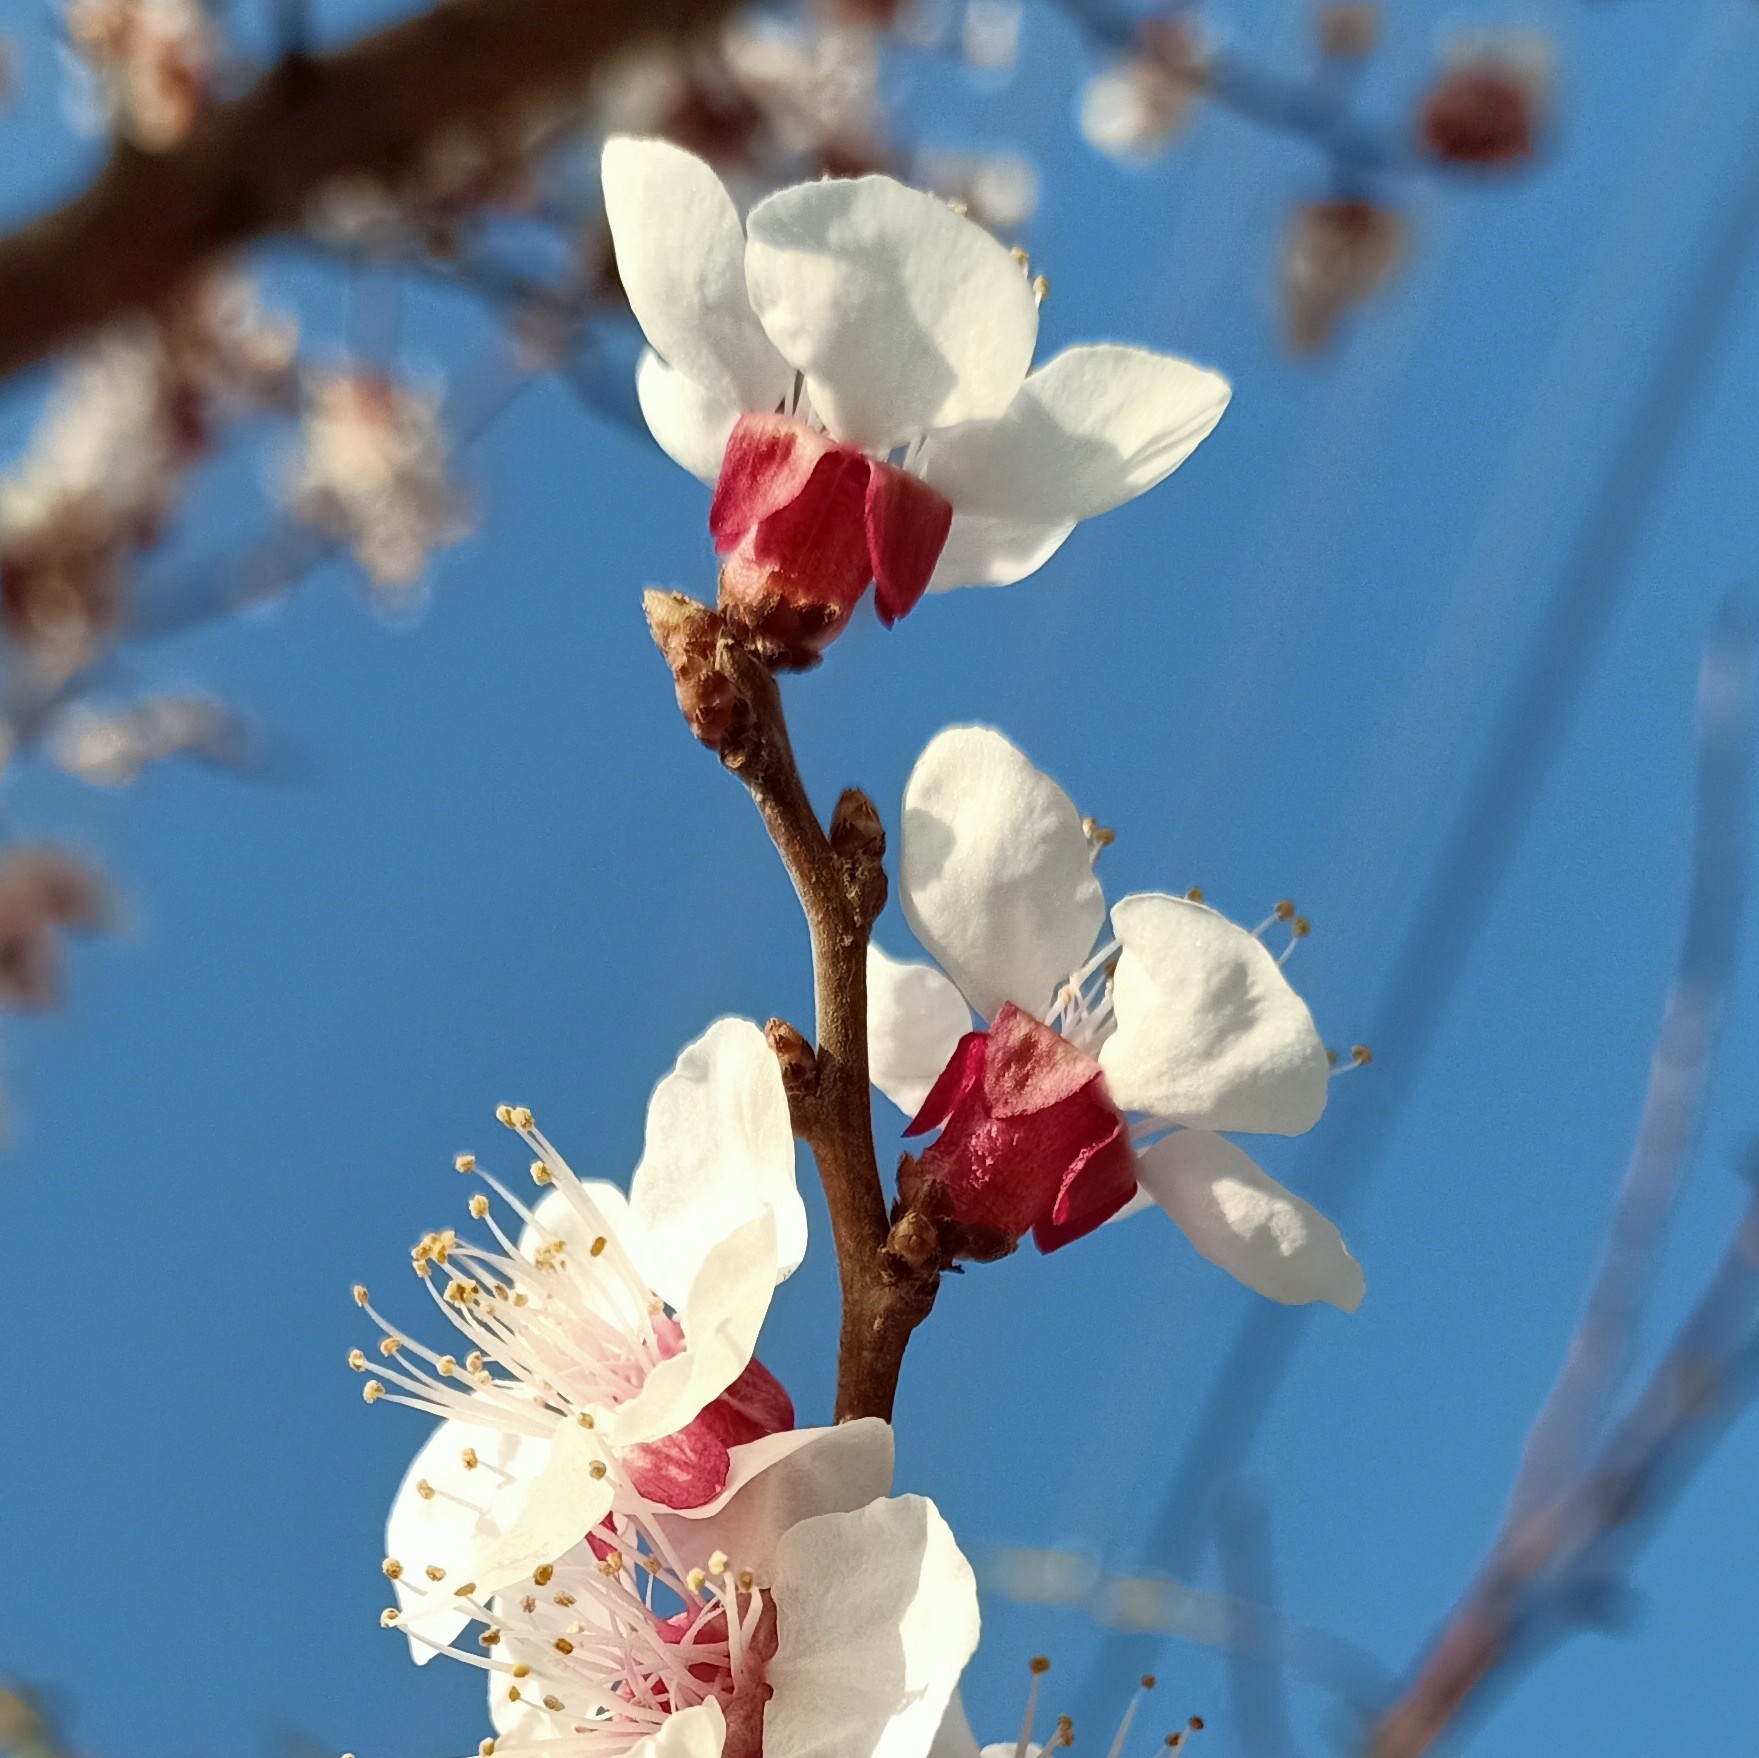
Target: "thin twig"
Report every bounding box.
[1368,611,1759,1758]
[644,590,940,1423]
[0,0,737,381]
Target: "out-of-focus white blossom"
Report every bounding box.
[45,693,245,787]
[961,0,1022,73]
[1078,19,1204,161]
[918,149,1040,231]
[1281,198,1406,354]
[0,275,295,674]
[720,16,884,172]
[65,0,214,149]
[289,371,468,593]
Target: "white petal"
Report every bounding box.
[648,1418,896,1578]
[931,1695,981,1758]
[600,1211,779,1447]
[901,725,1105,1021]
[926,511,1074,592]
[467,1417,616,1598]
[633,1702,728,1758]
[919,344,1230,525]
[1136,1131,1364,1312]
[386,1415,552,1662]
[766,1495,981,1758]
[744,174,1038,451]
[1098,893,1331,1134]
[602,136,792,408]
[867,943,974,1115]
[631,1017,806,1305]
[637,349,741,483]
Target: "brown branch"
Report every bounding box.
[645,590,940,1424]
[0,0,738,382]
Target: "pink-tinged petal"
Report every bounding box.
[745,174,1039,451]
[624,1416,734,1510]
[710,412,839,550]
[867,943,975,1117]
[1136,1130,1364,1311]
[984,1000,1100,1117]
[697,1354,796,1448]
[904,1028,988,1139]
[919,343,1231,526]
[900,725,1106,1022]
[865,463,953,626]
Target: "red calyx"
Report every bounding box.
[622,1353,796,1510]
[903,1003,1140,1255]
[710,411,952,667]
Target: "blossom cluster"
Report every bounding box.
[351,139,1365,1758]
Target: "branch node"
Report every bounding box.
[765,1016,821,1122]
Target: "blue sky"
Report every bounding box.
[0,0,1756,1753]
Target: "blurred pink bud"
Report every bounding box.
[1281,197,1407,354]
[1417,38,1550,167]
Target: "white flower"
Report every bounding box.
[357,1019,818,1659]
[868,725,1364,1310]
[600,137,1229,652]
[66,0,214,150]
[390,1469,978,1758]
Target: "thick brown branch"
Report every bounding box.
[0,0,737,381]
[646,591,939,1423]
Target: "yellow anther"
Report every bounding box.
[458,1582,476,1597]
[1275,899,1296,920]
[456,1152,477,1173]
[479,1742,496,1756]
[347,1348,367,1371]
[512,1663,531,1678]
[553,1637,575,1655]
[425,1565,446,1582]
[588,1461,607,1480]
[521,1595,536,1613]
[597,1551,624,1577]
[1032,273,1049,302]
[686,1568,708,1593]
[495,1105,515,1127]
[480,1629,501,1647]
[1185,886,1205,903]
[466,1351,485,1374]
[505,1685,521,1702]
[469,1193,490,1219]
[708,1550,729,1576]
[542,1697,564,1714]
[1142,1674,1157,1689]
[737,1569,755,1592]
[379,1608,400,1627]
[362,1380,385,1403]
[534,1564,555,1586]
[1351,1044,1373,1065]
[498,1105,534,1131]
[460,1447,479,1470]
[575,1411,595,1428]
[352,1284,370,1306]
[1010,244,1030,265]
[438,1355,458,1377]
[416,1479,435,1501]
[1030,1656,1052,1675]
[379,1336,402,1357]
[590,1236,607,1257]
[382,1557,403,1579]
[1291,916,1311,938]
[553,1592,576,1607]
[531,1161,553,1185]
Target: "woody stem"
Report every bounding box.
[645,591,939,1423]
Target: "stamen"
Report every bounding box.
[1327,1043,1373,1079]
[1016,1656,1051,1758]
[1104,1676,1156,1758]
